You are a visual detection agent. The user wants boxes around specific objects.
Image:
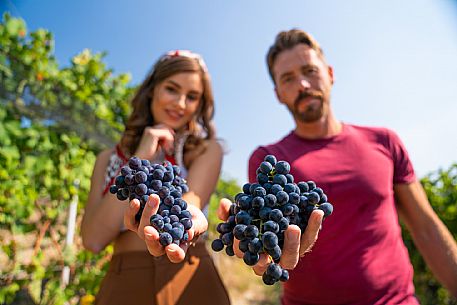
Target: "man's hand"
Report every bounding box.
[217,198,323,275]
[124,194,208,263]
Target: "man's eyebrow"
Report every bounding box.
[279,71,294,80]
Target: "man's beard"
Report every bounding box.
[289,90,326,123]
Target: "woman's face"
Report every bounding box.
[151,72,203,130]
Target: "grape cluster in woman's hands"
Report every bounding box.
[110,156,192,246]
[211,155,333,285]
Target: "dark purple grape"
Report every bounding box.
[109,185,118,194]
[248,238,263,254]
[120,166,132,176]
[262,272,277,285]
[259,161,273,174]
[307,180,316,190]
[307,191,320,204]
[319,202,334,217]
[225,245,235,256]
[239,238,250,252]
[297,181,309,193]
[135,183,147,196]
[180,218,192,230]
[159,232,172,246]
[279,269,289,282]
[264,155,277,166]
[244,225,259,239]
[275,161,290,175]
[272,174,287,186]
[233,224,247,240]
[211,239,224,252]
[262,231,278,249]
[243,251,260,266]
[114,176,125,187]
[135,171,148,184]
[242,183,251,194]
[266,263,282,280]
[128,157,141,169]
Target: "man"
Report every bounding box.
[218,29,457,304]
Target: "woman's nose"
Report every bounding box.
[175,94,186,108]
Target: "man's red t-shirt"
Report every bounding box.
[248,124,419,305]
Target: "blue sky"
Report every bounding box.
[2,0,457,184]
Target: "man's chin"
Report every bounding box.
[295,111,323,123]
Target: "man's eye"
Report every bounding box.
[307,68,318,74]
[282,76,294,83]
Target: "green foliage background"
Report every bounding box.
[0,14,455,305]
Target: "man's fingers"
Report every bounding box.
[253,253,271,276]
[144,226,164,256]
[124,199,140,232]
[299,209,324,257]
[280,225,301,269]
[138,194,160,240]
[233,238,243,258]
[217,198,232,221]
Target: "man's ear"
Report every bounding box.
[328,65,335,85]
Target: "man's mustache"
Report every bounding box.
[294,90,324,107]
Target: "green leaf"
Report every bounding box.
[5,17,26,37]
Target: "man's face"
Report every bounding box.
[273,44,334,123]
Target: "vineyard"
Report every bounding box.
[0,13,456,305]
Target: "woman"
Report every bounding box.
[81,50,230,305]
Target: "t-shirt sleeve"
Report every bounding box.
[248,147,270,183]
[385,129,416,184]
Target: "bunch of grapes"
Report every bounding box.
[109,156,193,247]
[211,155,333,285]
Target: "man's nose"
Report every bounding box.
[299,77,311,90]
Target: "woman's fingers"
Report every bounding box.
[165,243,187,263]
[135,126,175,159]
[124,199,141,232]
[144,225,165,257]
[137,194,160,240]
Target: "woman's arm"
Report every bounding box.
[81,149,127,253]
[182,138,223,209]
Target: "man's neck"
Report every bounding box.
[293,112,342,140]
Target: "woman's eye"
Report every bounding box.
[187,94,199,102]
[166,86,177,93]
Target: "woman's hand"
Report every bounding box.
[124,194,208,263]
[134,124,175,160]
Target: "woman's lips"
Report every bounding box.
[165,109,183,121]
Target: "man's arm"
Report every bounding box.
[395,180,457,297]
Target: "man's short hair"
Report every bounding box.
[267,29,325,84]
